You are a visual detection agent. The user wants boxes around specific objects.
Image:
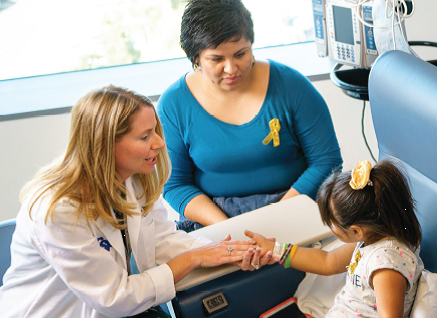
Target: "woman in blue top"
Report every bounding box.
[157,0,343,232]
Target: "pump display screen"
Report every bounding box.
[332,5,354,45]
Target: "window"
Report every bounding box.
[0,0,314,81]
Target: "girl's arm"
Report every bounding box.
[288,242,355,275]
[283,68,343,200]
[244,230,355,276]
[372,269,407,318]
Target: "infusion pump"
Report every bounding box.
[312,0,378,68]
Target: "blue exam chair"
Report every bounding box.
[369,50,437,274]
[0,219,16,287]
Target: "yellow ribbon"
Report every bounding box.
[347,250,362,276]
[262,119,281,147]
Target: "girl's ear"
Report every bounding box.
[350,225,366,241]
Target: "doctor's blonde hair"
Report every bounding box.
[21,85,171,229]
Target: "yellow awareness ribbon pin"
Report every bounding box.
[262,118,281,147]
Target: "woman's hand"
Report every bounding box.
[235,230,279,271]
[168,233,276,284]
[236,246,276,271]
[167,235,256,284]
[194,234,256,268]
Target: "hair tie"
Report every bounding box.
[350,160,373,190]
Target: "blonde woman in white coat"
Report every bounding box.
[0,85,272,318]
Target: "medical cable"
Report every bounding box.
[392,1,397,49]
[345,0,371,8]
[395,0,419,56]
[351,0,416,55]
[354,0,415,29]
[386,0,414,19]
[362,101,376,163]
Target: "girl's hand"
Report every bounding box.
[244,230,276,259]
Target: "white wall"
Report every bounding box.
[1,0,436,222]
[0,114,71,220]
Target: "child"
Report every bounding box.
[246,159,423,317]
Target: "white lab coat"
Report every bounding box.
[0,177,209,318]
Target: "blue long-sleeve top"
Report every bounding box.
[157,60,342,216]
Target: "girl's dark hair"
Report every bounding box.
[317,159,422,250]
[180,0,254,65]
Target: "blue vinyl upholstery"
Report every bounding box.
[0,219,16,286]
[172,265,305,317]
[369,50,437,273]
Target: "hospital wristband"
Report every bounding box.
[272,242,286,260]
[284,244,298,269]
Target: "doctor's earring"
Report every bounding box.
[252,55,255,67]
[193,63,201,72]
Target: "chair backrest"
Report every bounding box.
[0,219,16,286]
[369,50,437,273]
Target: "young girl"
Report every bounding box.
[246,159,423,317]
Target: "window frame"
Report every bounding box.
[0,42,334,120]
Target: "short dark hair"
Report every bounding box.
[317,159,422,250]
[180,0,254,65]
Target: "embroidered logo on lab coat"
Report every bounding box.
[98,237,112,251]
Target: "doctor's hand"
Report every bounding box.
[193,235,257,268]
[235,230,278,271]
[167,235,256,284]
[236,245,276,271]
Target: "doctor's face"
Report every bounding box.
[114,106,165,181]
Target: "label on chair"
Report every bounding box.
[202,291,229,316]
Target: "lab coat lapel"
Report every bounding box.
[96,210,127,269]
[125,178,142,268]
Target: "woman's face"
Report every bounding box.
[114,106,165,181]
[197,36,253,91]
